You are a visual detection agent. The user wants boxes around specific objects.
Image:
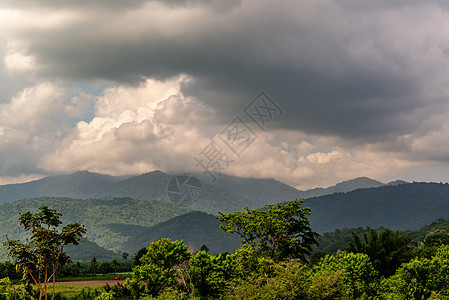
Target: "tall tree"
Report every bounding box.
[90,256,97,275]
[129,238,191,297]
[112,259,121,274]
[3,206,85,300]
[217,200,319,262]
[347,229,412,277]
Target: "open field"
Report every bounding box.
[54,279,126,287]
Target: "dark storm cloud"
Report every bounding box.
[8,0,449,142]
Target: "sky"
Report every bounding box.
[1,0,449,189]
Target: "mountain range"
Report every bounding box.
[0,171,408,212]
[5,170,449,263]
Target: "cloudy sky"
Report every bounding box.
[1,0,449,189]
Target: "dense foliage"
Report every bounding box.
[218,200,319,261]
[3,200,449,298]
[347,229,413,276]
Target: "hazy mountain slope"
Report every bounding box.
[305,182,449,233]
[0,171,123,204]
[0,171,252,214]
[92,170,171,202]
[300,177,385,199]
[206,174,302,207]
[95,171,253,214]
[207,174,404,207]
[105,211,241,254]
[385,180,409,186]
[0,170,405,214]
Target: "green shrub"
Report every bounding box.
[223,259,309,300]
[382,245,449,299]
[0,277,33,300]
[308,269,343,300]
[128,239,191,298]
[189,251,235,298]
[312,253,379,299]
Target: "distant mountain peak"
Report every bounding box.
[385,180,409,186]
[333,176,383,188]
[298,176,384,199]
[74,170,92,174]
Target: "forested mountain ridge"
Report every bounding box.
[1,181,449,262]
[305,182,449,233]
[0,197,240,261]
[202,174,406,204]
[0,197,191,256]
[105,211,241,254]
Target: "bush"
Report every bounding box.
[312,253,379,299]
[382,245,449,299]
[189,251,235,298]
[308,269,343,300]
[223,259,309,300]
[128,239,191,298]
[0,277,33,300]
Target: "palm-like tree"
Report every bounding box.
[112,259,121,274]
[90,256,97,275]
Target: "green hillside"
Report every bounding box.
[105,211,241,254]
[65,238,119,262]
[305,182,449,233]
[0,197,191,255]
[0,197,240,261]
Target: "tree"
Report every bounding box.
[217,200,319,261]
[90,256,97,275]
[98,262,113,274]
[133,247,148,266]
[188,251,236,298]
[112,259,121,274]
[347,229,412,277]
[313,253,379,299]
[420,232,449,258]
[129,239,191,297]
[3,206,85,300]
[383,245,449,299]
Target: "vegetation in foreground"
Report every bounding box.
[2,201,449,299]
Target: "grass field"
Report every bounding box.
[12,273,132,298]
[53,285,103,298]
[55,272,132,282]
